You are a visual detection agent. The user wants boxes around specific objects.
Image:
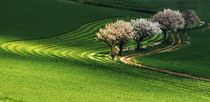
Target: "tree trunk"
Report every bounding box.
[136,41,141,50]
[110,45,115,59]
[163,30,167,42]
[119,44,123,56]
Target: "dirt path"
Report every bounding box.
[120,24,210,82]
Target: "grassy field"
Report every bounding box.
[0,17,209,102]
[73,0,210,21]
[132,0,210,78]
[73,0,203,12]
[80,0,210,78]
[135,29,210,78]
[87,0,210,79]
[0,0,147,43]
[0,0,209,102]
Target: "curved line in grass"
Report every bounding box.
[0,17,163,66]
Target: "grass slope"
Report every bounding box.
[0,17,209,102]
[133,0,210,78]
[84,0,210,78]
[73,0,210,22]
[80,0,210,78]
[0,0,209,102]
[73,0,198,12]
[135,29,210,78]
[0,0,147,43]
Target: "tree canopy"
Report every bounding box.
[131,18,162,49]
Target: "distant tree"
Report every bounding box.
[131,18,162,50]
[96,20,134,59]
[183,10,205,28]
[151,9,185,42]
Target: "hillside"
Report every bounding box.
[0,0,209,102]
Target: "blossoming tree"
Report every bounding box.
[96,20,134,59]
[151,9,185,42]
[183,10,205,28]
[131,18,162,50]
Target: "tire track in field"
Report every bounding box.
[0,19,209,100]
[120,23,210,82]
[0,17,162,65]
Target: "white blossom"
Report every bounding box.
[151,9,185,32]
[96,20,134,45]
[183,10,204,27]
[96,20,134,58]
[131,18,162,42]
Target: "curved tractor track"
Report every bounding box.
[0,18,210,100]
[0,16,209,81]
[0,17,163,67]
[120,23,210,82]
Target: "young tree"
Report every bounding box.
[131,18,162,50]
[151,9,185,42]
[183,10,205,28]
[96,20,134,59]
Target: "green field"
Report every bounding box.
[79,0,210,78]
[74,0,210,22]
[135,29,210,78]
[74,0,207,13]
[0,0,209,102]
[131,0,210,78]
[0,0,147,43]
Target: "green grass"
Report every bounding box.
[0,0,148,44]
[0,18,209,102]
[132,0,210,79]
[0,0,209,102]
[86,0,210,78]
[1,49,209,102]
[74,0,198,11]
[74,0,210,22]
[135,29,210,78]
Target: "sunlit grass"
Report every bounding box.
[0,0,209,102]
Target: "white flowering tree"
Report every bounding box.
[151,9,185,42]
[183,10,205,28]
[96,20,134,59]
[131,18,162,50]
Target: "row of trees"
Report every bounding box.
[96,9,204,59]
